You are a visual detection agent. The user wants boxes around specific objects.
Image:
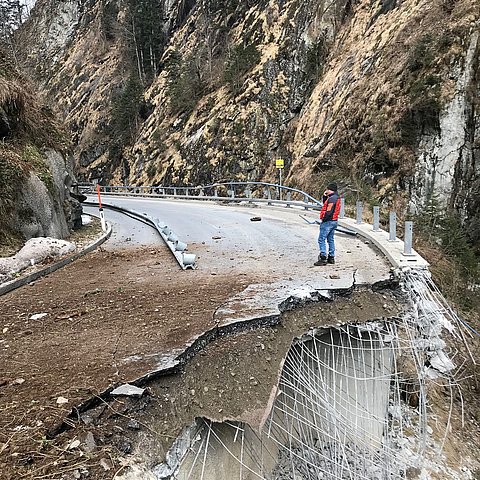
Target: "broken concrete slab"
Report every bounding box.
[110,384,145,397]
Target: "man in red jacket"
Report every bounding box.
[314,182,341,266]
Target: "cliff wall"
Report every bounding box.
[0,45,81,247]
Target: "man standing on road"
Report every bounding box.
[314,182,341,266]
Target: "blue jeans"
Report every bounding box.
[318,220,338,257]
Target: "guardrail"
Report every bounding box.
[83,201,196,270]
[80,182,323,210]
[81,181,428,271]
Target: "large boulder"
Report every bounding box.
[12,149,82,240]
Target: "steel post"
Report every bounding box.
[339,198,345,219]
[373,206,380,231]
[182,253,196,268]
[389,212,397,241]
[356,201,363,224]
[404,221,413,255]
[175,241,187,252]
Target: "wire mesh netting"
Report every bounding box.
[162,270,467,480]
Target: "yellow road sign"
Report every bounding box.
[276,159,284,169]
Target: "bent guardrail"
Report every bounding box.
[84,201,196,270]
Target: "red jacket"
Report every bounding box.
[320,192,341,221]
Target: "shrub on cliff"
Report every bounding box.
[224,43,260,93]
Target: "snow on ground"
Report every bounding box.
[81,214,93,226]
[0,237,76,283]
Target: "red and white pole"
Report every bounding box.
[97,184,107,232]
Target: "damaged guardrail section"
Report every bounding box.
[156,220,196,269]
[84,201,196,270]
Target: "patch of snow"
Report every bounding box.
[30,313,48,320]
[81,214,93,225]
[0,237,76,280]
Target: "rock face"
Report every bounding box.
[0,45,82,244]
[18,0,479,237]
[13,150,82,239]
[414,30,480,244]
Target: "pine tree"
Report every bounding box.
[127,0,166,82]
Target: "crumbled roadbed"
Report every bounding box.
[0,243,404,479]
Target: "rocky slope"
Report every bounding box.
[0,44,81,248]
[18,0,479,240]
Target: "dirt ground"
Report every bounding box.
[0,240,261,479]
[1,223,479,480]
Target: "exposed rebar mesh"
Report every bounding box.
[168,269,466,480]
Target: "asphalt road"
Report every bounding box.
[85,196,392,323]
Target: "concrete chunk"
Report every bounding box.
[111,384,145,397]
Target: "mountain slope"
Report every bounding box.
[18,0,479,240]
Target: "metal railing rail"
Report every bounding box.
[84,182,323,210]
[84,200,196,270]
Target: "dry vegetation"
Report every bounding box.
[0,45,69,248]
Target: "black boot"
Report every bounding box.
[327,256,335,264]
[314,254,327,266]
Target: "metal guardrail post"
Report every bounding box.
[175,241,187,252]
[173,187,177,196]
[389,212,397,241]
[185,187,189,196]
[214,187,218,197]
[267,188,272,205]
[356,201,363,224]
[373,206,380,231]
[339,198,345,219]
[403,221,414,255]
[286,191,291,207]
[303,194,309,210]
[168,232,179,243]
